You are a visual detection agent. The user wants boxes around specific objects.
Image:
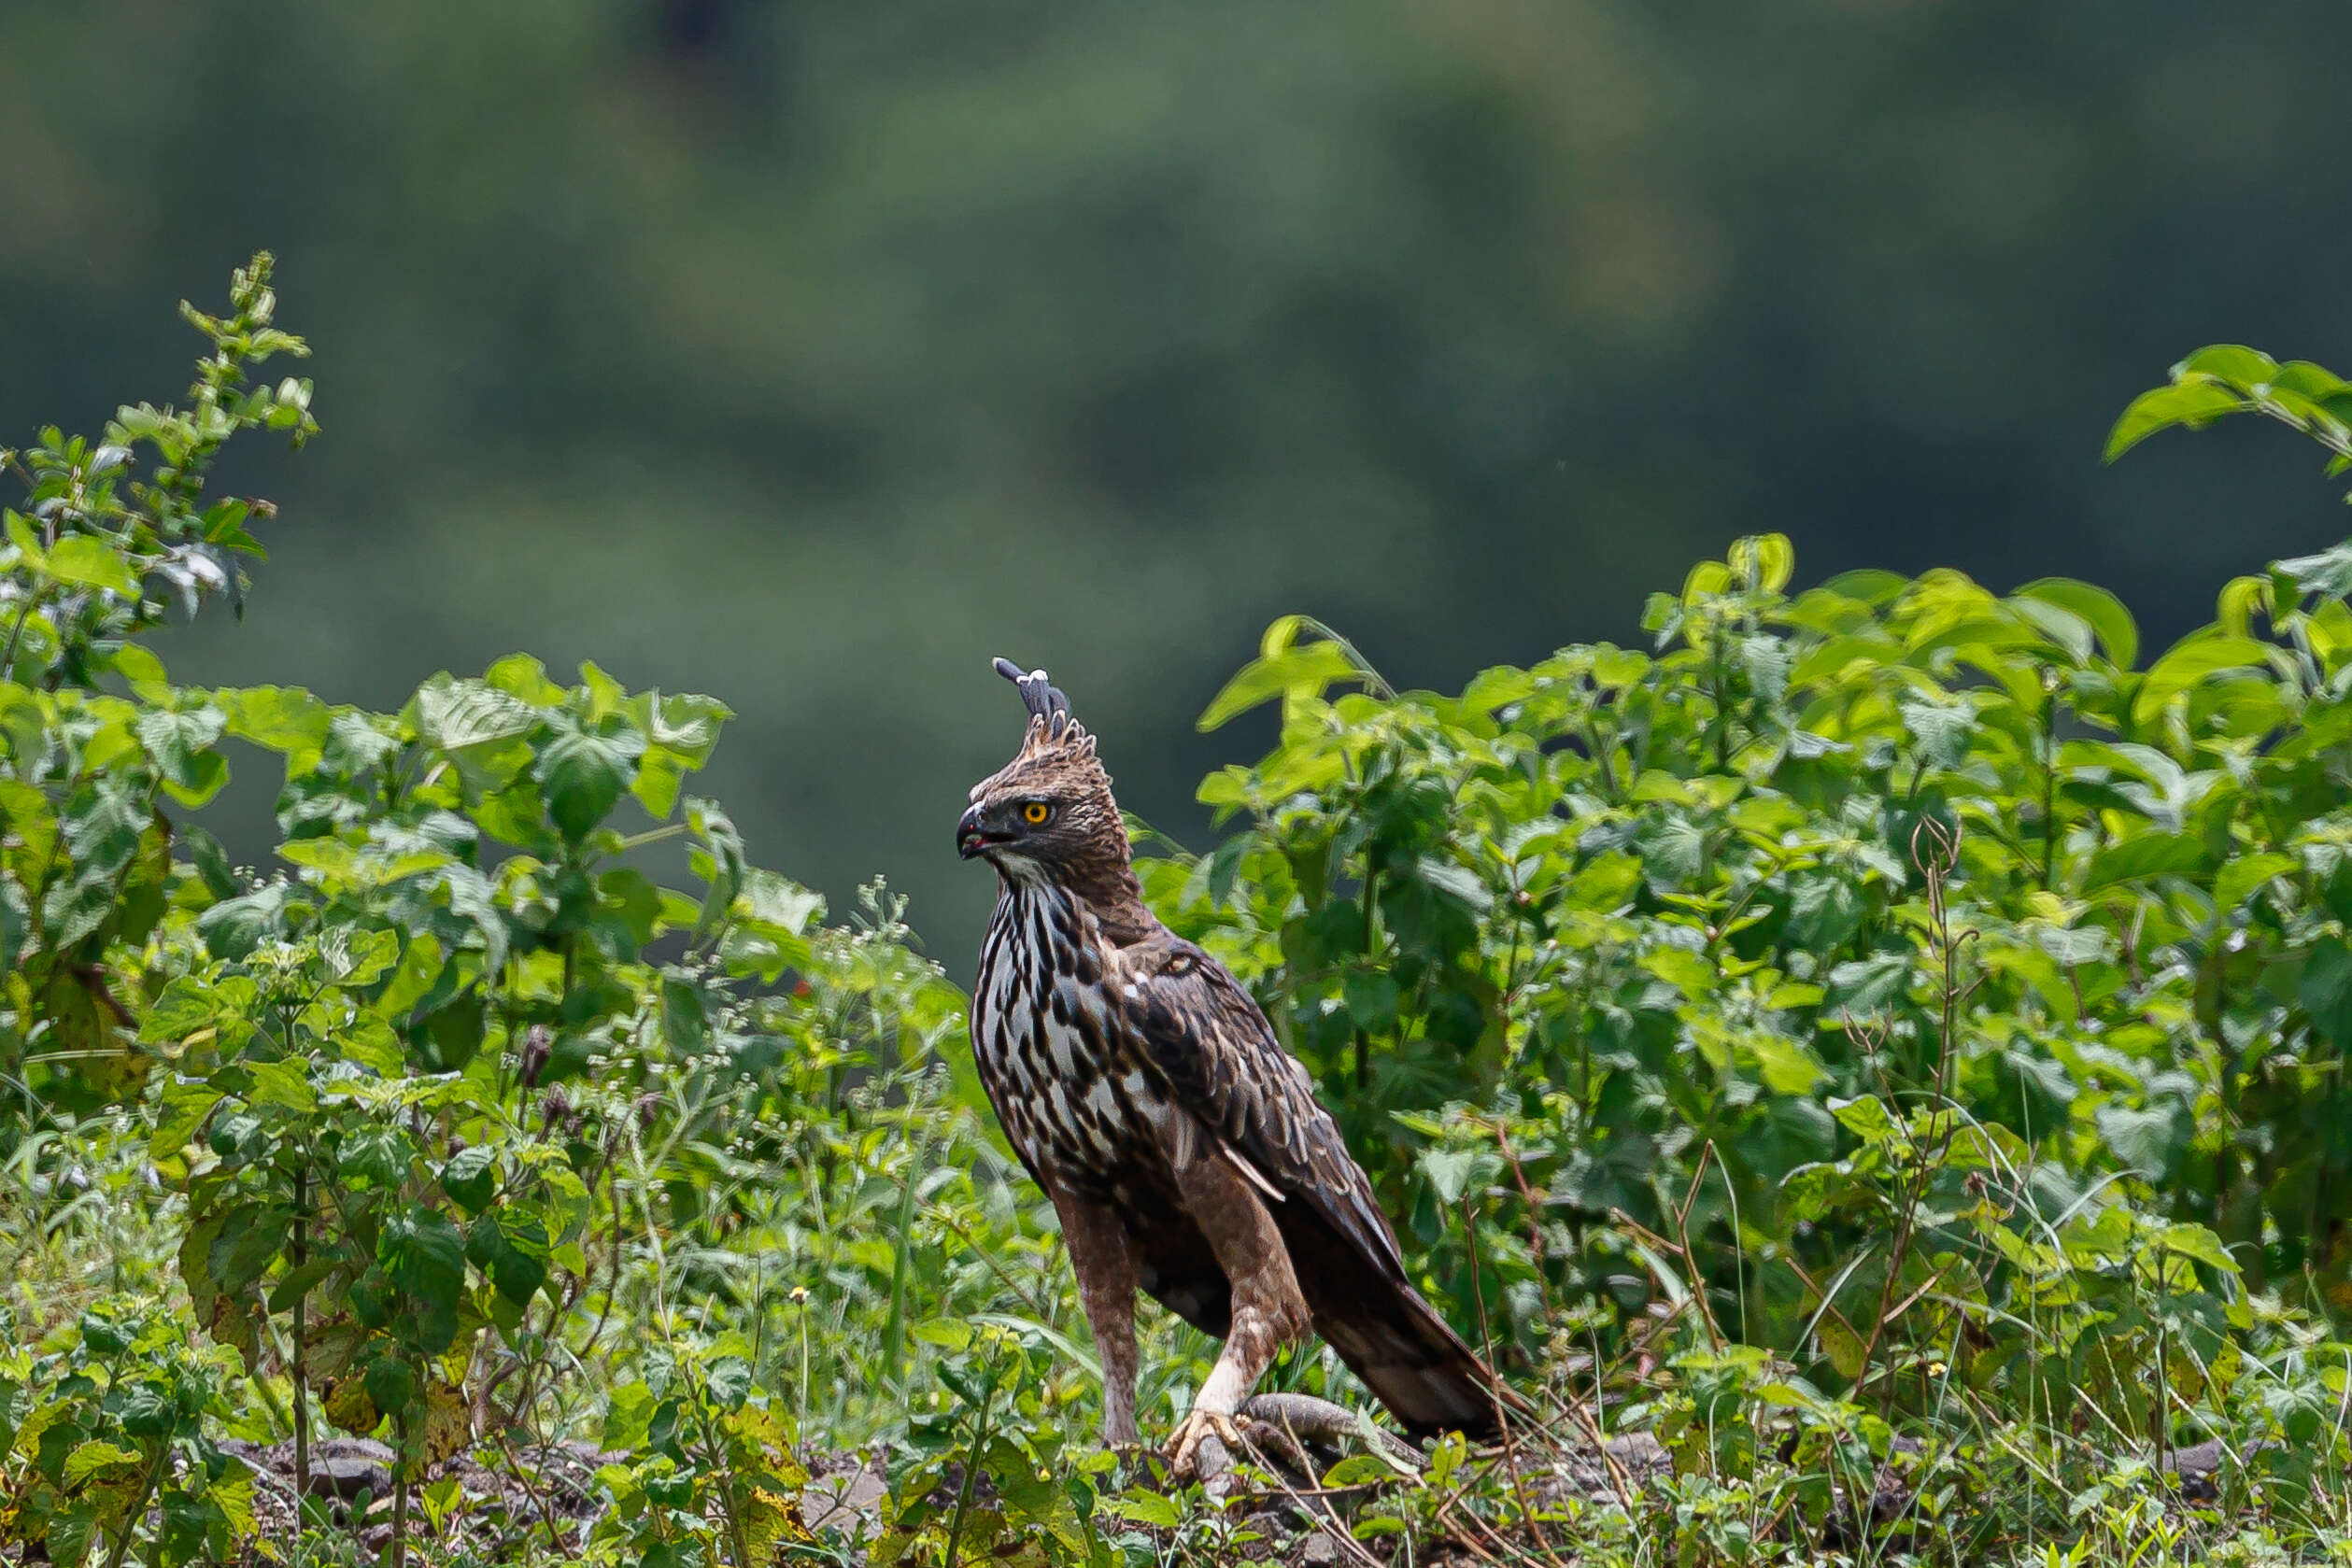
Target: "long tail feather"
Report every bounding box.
[1315,1283,1516,1438]
[1279,1207,1524,1439]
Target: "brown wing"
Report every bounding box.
[1111,933,1511,1438]
[1114,939,1403,1268]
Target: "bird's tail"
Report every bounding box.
[1309,1271,1525,1440]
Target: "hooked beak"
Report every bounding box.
[957,804,1002,860]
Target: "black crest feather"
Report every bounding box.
[993,657,1072,739]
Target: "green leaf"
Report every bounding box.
[689,798,746,933]
[485,1221,547,1307]
[1830,1095,1900,1148]
[2157,1222,2241,1276]
[2096,1103,2189,1179]
[1198,620,1370,729]
[1639,946,1716,1000]
[912,1320,973,1351]
[364,1355,418,1420]
[484,653,570,707]
[738,868,824,936]
[178,822,239,900]
[268,1258,341,1313]
[196,884,288,960]
[220,685,333,770]
[46,535,143,595]
[110,642,172,701]
[2014,578,2138,669]
[601,1382,658,1450]
[0,872,27,974]
[62,1438,143,1486]
[376,933,446,1019]
[535,725,640,841]
[2083,833,2205,890]
[1998,1050,2076,1133]
[631,747,689,820]
[1786,876,1864,952]
[1341,970,1401,1034]
[415,673,540,752]
[139,975,224,1046]
[2270,359,2351,401]
[1745,1032,1827,1096]
[1826,953,1911,1015]
[2281,540,2352,603]
[339,1126,416,1189]
[1110,1490,1181,1528]
[210,1207,291,1293]
[1322,1452,1413,1486]
[331,926,402,987]
[1416,1147,1497,1206]
[45,1505,98,1568]
[2212,852,2296,911]
[2033,925,2110,967]
[441,1145,498,1213]
[339,1015,406,1076]
[2175,345,2279,388]
[2132,631,2274,724]
[648,690,730,764]
[247,1056,316,1112]
[660,977,708,1055]
[704,1356,754,1409]
[2105,379,2248,460]
[149,1081,224,1160]
[137,706,229,804]
[2300,938,2352,1051]
[381,1206,468,1351]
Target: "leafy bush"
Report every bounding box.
[4,262,2350,1566]
[1,260,1049,1566]
[1153,372,2352,1352]
[0,1301,253,1568]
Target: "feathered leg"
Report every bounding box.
[1045,1180,1140,1446]
[1164,1131,1311,1477]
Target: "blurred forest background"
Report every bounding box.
[7,0,2351,963]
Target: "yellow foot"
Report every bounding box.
[1165,1406,1246,1482]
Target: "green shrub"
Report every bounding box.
[1148,366,2352,1365]
[5,261,2351,1566]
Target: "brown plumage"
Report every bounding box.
[957,659,1509,1467]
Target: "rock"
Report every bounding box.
[2158,1437,2281,1503]
[305,1453,393,1502]
[1534,1426,1670,1506]
[1602,1432,1670,1476]
[1296,1525,1346,1564]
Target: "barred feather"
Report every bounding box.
[967,662,1511,1439]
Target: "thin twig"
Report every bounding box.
[1462,1199,1561,1564]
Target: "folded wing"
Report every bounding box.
[1111,934,1509,1438]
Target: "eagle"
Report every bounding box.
[956,658,1509,1473]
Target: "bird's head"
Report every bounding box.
[958,658,1129,887]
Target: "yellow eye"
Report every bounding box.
[1022,800,1051,826]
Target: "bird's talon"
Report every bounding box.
[1166,1408,1246,1482]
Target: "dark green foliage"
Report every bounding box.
[0,1304,254,1568]
[1146,439,2352,1365]
[0,260,986,1567]
[4,269,2351,1566]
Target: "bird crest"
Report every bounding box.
[985,657,1105,779]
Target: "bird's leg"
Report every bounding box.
[1165,1135,1311,1479]
[1045,1180,1140,1447]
